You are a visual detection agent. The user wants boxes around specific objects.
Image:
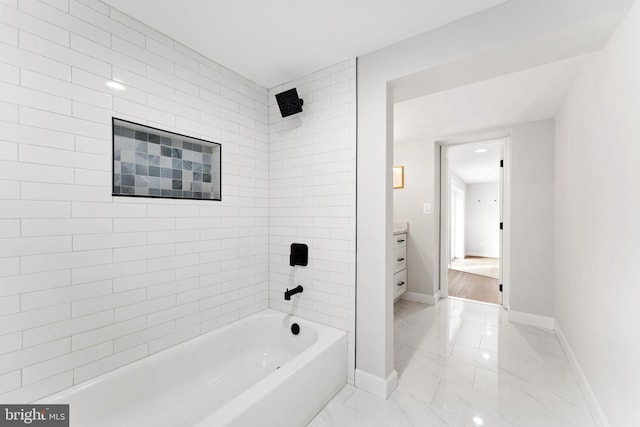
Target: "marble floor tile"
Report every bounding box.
[395,341,477,388]
[331,383,356,404]
[344,388,467,427]
[449,342,499,371]
[431,378,588,427]
[395,365,441,402]
[308,399,385,427]
[309,298,595,427]
[472,366,592,425]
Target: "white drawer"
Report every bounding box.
[393,269,407,299]
[394,233,407,249]
[394,247,406,273]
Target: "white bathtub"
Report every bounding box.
[39,310,347,427]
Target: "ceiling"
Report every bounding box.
[101,0,507,89]
[449,142,502,184]
[393,53,594,145]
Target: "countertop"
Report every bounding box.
[393,222,408,235]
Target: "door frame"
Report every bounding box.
[438,136,511,309]
[450,182,466,262]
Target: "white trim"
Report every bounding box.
[439,144,449,300]
[507,310,555,329]
[401,292,437,305]
[555,325,610,427]
[464,251,498,258]
[501,136,512,309]
[354,368,398,399]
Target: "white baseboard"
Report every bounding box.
[507,311,608,425]
[555,325,610,427]
[508,310,555,329]
[401,292,437,305]
[464,252,499,258]
[354,368,397,399]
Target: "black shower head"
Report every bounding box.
[275,88,304,118]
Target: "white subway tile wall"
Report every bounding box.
[0,0,270,402]
[268,60,357,383]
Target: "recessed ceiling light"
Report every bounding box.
[473,416,484,425]
[482,353,491,360]
[475,148,488,153]
[106,81,125,90]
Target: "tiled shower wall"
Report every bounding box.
[268,60,357,383]
[0,0,269,401]
[112,121,222,200]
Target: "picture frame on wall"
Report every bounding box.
[393,166,404,189]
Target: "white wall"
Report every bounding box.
[509,119,555,316]
[358,0,631,395]
[555,1,640,424]
[0,0,270,402]
[393,142,438,297]
[465,182,500,258]
[392,119,555,317]
[268,60,357,383]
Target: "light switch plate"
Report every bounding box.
[423,203,432,214]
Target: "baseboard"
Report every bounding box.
[464,252,499,258]
[507,310,555,329]
[555,325,610,427]
[401,292,437,305]
[354,368,397,399]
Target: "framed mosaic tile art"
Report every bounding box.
[112,118,221,201]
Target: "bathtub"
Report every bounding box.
[39,310,347,427]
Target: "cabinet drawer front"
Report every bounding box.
[393,269,407,298]
[394,247,406,273]
[394,233,407,248]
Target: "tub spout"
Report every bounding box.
[284,285,303,300]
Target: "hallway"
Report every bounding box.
[310,299,593,426]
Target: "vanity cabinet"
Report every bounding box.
[393,232,407,299]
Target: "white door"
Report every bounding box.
[451,185,465,261]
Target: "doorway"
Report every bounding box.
[441,139,506,306]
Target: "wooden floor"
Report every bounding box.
[448,268,499,304]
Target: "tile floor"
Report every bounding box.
[309,298,594,426]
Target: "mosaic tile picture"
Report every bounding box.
[112,118,221,201]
